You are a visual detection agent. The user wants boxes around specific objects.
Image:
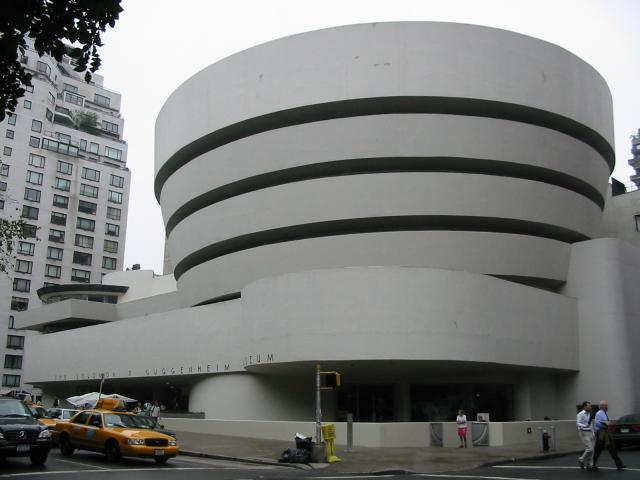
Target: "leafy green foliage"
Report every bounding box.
[0,217,29,274]
[73,109,100,133]
[0,0,123,122]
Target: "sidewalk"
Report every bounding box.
[175,430,584,473]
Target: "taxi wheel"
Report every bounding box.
[105,440,121,462]
[154,456,169,464]
[59,435,74,456]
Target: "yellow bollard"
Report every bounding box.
[321,423,341,463]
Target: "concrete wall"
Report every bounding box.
[600,189,640,248]
[161,417,576,448]
[560,238,640,416]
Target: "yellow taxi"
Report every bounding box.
[55,398,178,464]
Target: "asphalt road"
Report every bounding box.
[1,446,638,480]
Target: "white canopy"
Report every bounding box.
[66,392,137,408]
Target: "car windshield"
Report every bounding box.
[0,400,32,417]
[131,416,157,429]
[103,413,139,428]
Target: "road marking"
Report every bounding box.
[0,467,218,478]
[416,475,541,480]
[494,465,640,472]
[56,458,110,470]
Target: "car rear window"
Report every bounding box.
[618,414,640,423]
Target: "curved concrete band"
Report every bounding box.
[156,22,614,307]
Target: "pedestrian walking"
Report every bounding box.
[576,401,596,470]
[456,409,468,448]
[593,400,626,470]
[150,400,161,421]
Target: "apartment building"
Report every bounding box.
[0,39,130,395]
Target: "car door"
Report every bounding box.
[84,413,104,451]
[68,411,92,449]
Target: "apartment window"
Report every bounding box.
[0,181,6,191]
[47,92,55,105]
[25,85,34,93]
[43,282,57,288]
[50,211,67,226]
[80,183,98,198]
[75,234,94,249]
[6,129,14,139]
[31,119,42,133]
[109,174,124,188]
[29,153,45,168]
[64,91,84,106]
[106,207,121,220]
[76,217,95,231]
[7,113,16,125]
[36,60,51,77]
[49,229,65,243]
[26,170,43,185]
[4,355,23,369]
[15,259,32,274]
[0,199,4,209]
[89,142,99,154]
[29,135,40,148]
[78,200,97,215]
[103,239,118,254]
[108,190,122,204]
[105,223,119,237]
[0,164,9,176]
[47,246,63,261]
[73,251,92,266]
[57,160,73,175]
[23,224,37,238]
[24,187,41,202]
[24,99,31,109]
[43,138,79,156]
[21,205,39,220]
[94,93,110,107]
[79,139,87,151]
[53,194,68,208]
[101,120,118,134]
[635,214,640,232]
[8,325,25,337]
[18,241,35,256]
[3,146,12,156]
[12,278,30,293]
[102,256,117,270]
[63,83,78,93]
[46,107,53,122]
[45,264,61,278]
[71,268,90,283]
[56,132,71,144]
[55,177,71,191]
[104,146,122,161]
[2,375,20,387]
[8,316,14,329]
[10,297,28,311]
[82,167,100,182]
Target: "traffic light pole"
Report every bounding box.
[315,364,322,445]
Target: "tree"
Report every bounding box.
[0,0,123,122]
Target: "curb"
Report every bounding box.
[474,449,583,470]
[179,450,313,469]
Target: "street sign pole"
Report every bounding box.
[315,364,322,445]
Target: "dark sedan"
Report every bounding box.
[610,413,640,448]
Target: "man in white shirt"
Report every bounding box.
[576,401,595,470]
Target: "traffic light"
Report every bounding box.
[321,371,342,389]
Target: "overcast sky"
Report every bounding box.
[96,0,640,274]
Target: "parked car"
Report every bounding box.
[55,398,178,464]
[39,408,79,445]
[610,413,640,449]
[0,396,52,465]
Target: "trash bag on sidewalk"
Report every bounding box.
[295,433,314,451]
[278,447,311,463]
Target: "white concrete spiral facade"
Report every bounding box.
[156,21,613,307]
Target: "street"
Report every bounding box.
[0,447,638,479]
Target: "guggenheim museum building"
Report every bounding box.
[19,22,640,426]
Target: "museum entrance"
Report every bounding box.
[336,384,394,422]
[410,383,514,422]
